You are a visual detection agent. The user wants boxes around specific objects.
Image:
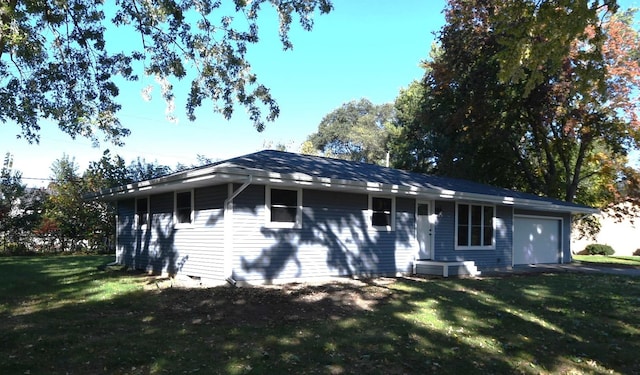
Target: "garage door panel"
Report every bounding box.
[514,217,560,265]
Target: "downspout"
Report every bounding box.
[223,175,253,286]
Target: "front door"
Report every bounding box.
[416,202,433,259]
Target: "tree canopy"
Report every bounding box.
[306,98,396,165]
[392,0,640,206]
[0,0,332,145]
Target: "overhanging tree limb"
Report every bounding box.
[0,0,333,144]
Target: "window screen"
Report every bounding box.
[270,189,298,223]
[372,197,392,227]
[457,204,494,248]
[136,198,148,227]
[176,191,192,224]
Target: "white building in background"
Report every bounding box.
[572,202,640,256]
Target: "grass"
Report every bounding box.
[573,254,640,267]
[0,255,639,374]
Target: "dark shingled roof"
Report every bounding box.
[217,150,592,212]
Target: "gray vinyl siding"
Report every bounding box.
[514,209,572,263]
[175,185,226,281]
[432,201,513,269]
[145,192,175,274]
[116,199,135,266]
[115,189,228,280]
[231,184,271,281]
[231,186,417,284]
[114,179,573,283]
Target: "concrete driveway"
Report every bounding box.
[485,263,640,277]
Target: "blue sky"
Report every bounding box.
[2,0,638,187]
[2,0,446,187]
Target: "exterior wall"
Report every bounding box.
[178,185,226,281]
[571,204,640,256]
[115,181,575,283]
[231,185,417,284]
[115,186,227,282]
[144,192,174,274]
[514,209,572,263]
[116,199,135,266]
[432,201,513,269]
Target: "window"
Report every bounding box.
[456,203,494,248]
[266,187,301,228]
[136,197,149,228]
[370,196,395,230]
[175,191,193,225]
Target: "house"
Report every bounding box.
[571,201,640,256]
[90,150,598,285]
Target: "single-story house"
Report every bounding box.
[90,150,598,285]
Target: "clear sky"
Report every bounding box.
[1,0,446,187]
[2,0,638,187]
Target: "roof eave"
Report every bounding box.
[87,166,598,214]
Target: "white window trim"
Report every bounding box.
[136,197,149,230]
[265,186,302,229]
[174,190,194,228]
[368,195,395,232]
[455,202,495,250]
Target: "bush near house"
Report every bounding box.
[585,244,615,256]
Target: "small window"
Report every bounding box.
[370,196,395,230]
[136,197,148,228]
[175,191,192,225]
[266,187,302,228]
[456,203,494,249]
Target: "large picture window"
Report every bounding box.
[266,187,302,228]
[456,203,494,249]
[370,196,395,231]
[175,191,193,225]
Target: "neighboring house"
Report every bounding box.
[90,150,597,285]
[571,202,640,256]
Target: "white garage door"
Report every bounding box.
[513,216,561,265]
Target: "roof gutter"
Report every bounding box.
[231,169,598,215]
[223,175,253,286]
[88,164,598,215]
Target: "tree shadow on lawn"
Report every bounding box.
[1,271,639,375]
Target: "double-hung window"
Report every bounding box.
[266,187,302,228]
[136,197,149,228]
[370,196,395,231]
[456,203,494,249]
[175,191,193,225]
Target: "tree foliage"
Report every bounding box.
[43,155,88,251]
[0,0,333,145]
[127,157,173,182]
[393,0,640,206]
[491,0,619,94]
[307,98,396,165]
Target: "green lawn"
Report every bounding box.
[573,254,640,267]
[1,255,639,374]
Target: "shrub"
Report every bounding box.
[585,244,615,256]
[634,249,640,256]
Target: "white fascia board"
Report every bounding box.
[213,167,598,214]
[89,165,598,214]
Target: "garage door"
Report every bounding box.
[513,216,561,265]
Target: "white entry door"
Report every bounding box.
[416,202,433,259]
